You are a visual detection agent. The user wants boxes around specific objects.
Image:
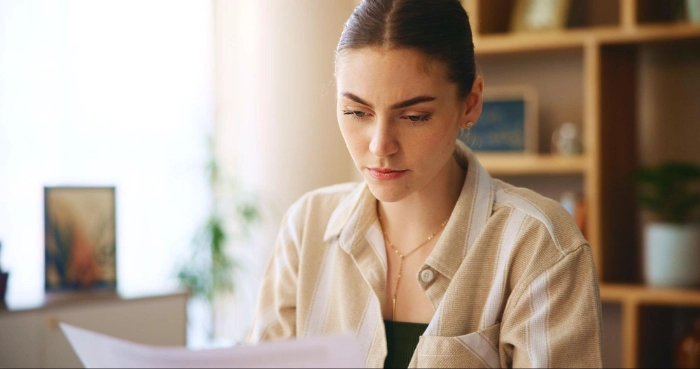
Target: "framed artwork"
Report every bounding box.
[460,85,538,153]
[44,186,116,291]
[510,0,571,33]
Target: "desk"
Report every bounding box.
[0,290,188,368]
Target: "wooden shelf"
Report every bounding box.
[600,283,700,307]
[474,23,700,55]
[466,1,700,366]
[474,28,594,55]
[603,23,700,44]
[476,153,587,176]
[600,283,700,368]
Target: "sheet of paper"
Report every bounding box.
[60,323,364,368]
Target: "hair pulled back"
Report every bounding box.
[337,0,476,98]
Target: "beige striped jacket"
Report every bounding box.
[248,141,603,368]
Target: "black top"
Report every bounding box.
[383,320,429,368]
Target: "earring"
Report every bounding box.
[466,121,474,129]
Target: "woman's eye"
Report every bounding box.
[343,110,367,119]
[404,114,431,122]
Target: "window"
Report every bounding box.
[0,0,213,306]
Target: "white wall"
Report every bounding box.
[213,0,357,341]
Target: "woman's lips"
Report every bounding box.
[367,168,407,180]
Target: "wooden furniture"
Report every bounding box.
[462,0,700,367]
[0,290,188,368]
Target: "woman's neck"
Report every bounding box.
[377,156,466,245]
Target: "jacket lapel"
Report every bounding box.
[324,183,388,303]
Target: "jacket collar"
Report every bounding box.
[323,180,375,248]
[424,140,495,280]
[323,141,495,280]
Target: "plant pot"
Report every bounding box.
[644,223,700,287]
[0,271,8,303]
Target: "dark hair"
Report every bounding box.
[337,0,476,98]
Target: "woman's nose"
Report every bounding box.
[369,120,399,158]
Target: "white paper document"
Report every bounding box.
[60,323,364,368]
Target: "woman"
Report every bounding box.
[249,0,602,367]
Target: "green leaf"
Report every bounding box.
[174,134,263,304]
[638,194,662,212]
[635,161,700,222]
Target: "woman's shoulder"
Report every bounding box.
[284,181,365,224]
[490,178,587,256]
[295,181,364,208]
[276,182,366,249]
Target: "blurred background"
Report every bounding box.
[1,0,699,368]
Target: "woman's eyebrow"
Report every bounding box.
[390,96,436,109]
[341,92,373,108]
[341,92,437,109]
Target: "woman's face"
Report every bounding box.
[336,47,481,203]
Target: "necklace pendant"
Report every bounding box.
[380,214,450,323]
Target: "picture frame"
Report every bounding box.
[460,85,538,153]
[510,0,571,33]
[44,186,117,292]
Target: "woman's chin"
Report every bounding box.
[364,180,412,203]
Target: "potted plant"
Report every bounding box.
[175,138,261,344]
[637,161,700,287]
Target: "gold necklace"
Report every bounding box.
[379,214,448,321]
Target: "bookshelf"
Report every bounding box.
[463,0,700,367]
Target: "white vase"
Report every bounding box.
[688,0,700,23]
[644,223,700,287]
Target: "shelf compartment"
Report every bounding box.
[472,0,515,36]
[637,38,700,166]
[472,0,620,36]
[476,49,584,154]
[603,23,700,44]
[476,154,587,175]
[636,0,685,25]
[637,305,700,368]
[597,44,640,284]
[600,284,700,367]
[569,0,621,29]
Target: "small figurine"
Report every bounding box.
[551,122,581,156]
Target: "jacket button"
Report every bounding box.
[420,269,434,283]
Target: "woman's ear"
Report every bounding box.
[460,76,484,129]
